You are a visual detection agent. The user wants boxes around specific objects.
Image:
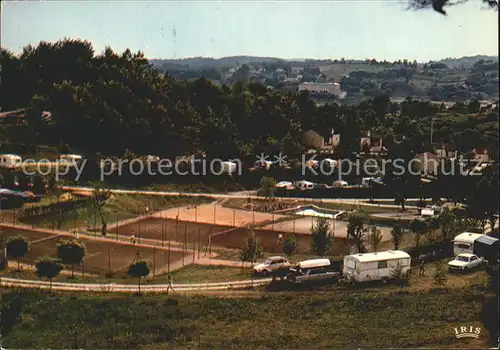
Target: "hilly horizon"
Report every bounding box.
[150,54,498,69]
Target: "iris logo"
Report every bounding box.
[454,326,481,339]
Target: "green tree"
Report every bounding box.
[425,216,440,242]
[281,236,297,261]
[468,99,481,113]
[438,207,456,239]
[91,189,111,235]
[383,141,420,212]
[409,0,498,15]
[346,212,367,253]
[239,228,263,264]
[391,262,409,286]
[369,225,383,252]
[390,226,406,250]
[466,165,499,233]
[433,261,448,286]
[258,176,277,199]
[35,256,63,292]
[310,218,334,256]
[127,260,150,294]
[409,218,428,247]
[6,236,30,271]
[56,240,86,278]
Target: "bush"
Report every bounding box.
[433,261,448,286]
[391,263,410,286]
[405,239,453,265]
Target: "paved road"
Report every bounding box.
[60,185,421,210]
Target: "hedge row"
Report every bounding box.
[404,239,454,265]
[21,198,91,219]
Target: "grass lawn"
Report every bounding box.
[83,180,247,193]
[166,265,255,284]
[0,263,257,285]
[0,268,127,284]
[1,265,496,349]
[0,265,254,285]
[17,194,213,230]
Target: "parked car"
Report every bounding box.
[332,180,348,188]
[253,256,290,276]
[448,253,484,273]
[286,259,340,284]
[295,180,316,191]
[453,232,499,263]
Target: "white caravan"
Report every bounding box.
[343,250,411,283]
[0,154,22,168]
[59,154,83,166]
[452,232,484,255]
[295,180,316,191]
[220,161,237,175]
[333,180,348,188]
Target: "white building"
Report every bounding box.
[298,82,342,96]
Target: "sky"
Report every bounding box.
[1,0,498,62]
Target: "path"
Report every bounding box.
[60,185,421,210]
[195,258,253,268]
[0,276,272,293]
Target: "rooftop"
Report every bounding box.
[346,250,410,262]
[453,232,484,244]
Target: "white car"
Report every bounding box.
[286,259,340,284]
[448,253,484,273]
[333,180,348,188]
[253,256,290,276]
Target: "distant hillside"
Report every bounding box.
[149,54,499,102]
[150,55,498,69]
[436,55,498,68]
[150,56,282,70]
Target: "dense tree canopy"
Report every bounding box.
[408,0,498,15]
[1,40,380,159]
[0,39,497,163]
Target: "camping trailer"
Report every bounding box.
[343,250,411,283]
[59,154,83,166]
[0,154,22,169]
[453,232,483,255]
[333,180,348,188]
[220,161,237,175]
[453,232,499,263]
[295,180,316,191]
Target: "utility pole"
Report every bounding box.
[430,118,434,145]
[168,241,171,274]
[197,228,201,259]
[183,225,187,266]
[153,246,156,277]
[116,212,119,241]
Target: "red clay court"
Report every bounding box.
[111,218,346,256]
[1,227,187,276]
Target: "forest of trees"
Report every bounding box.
[0,39,498,162]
